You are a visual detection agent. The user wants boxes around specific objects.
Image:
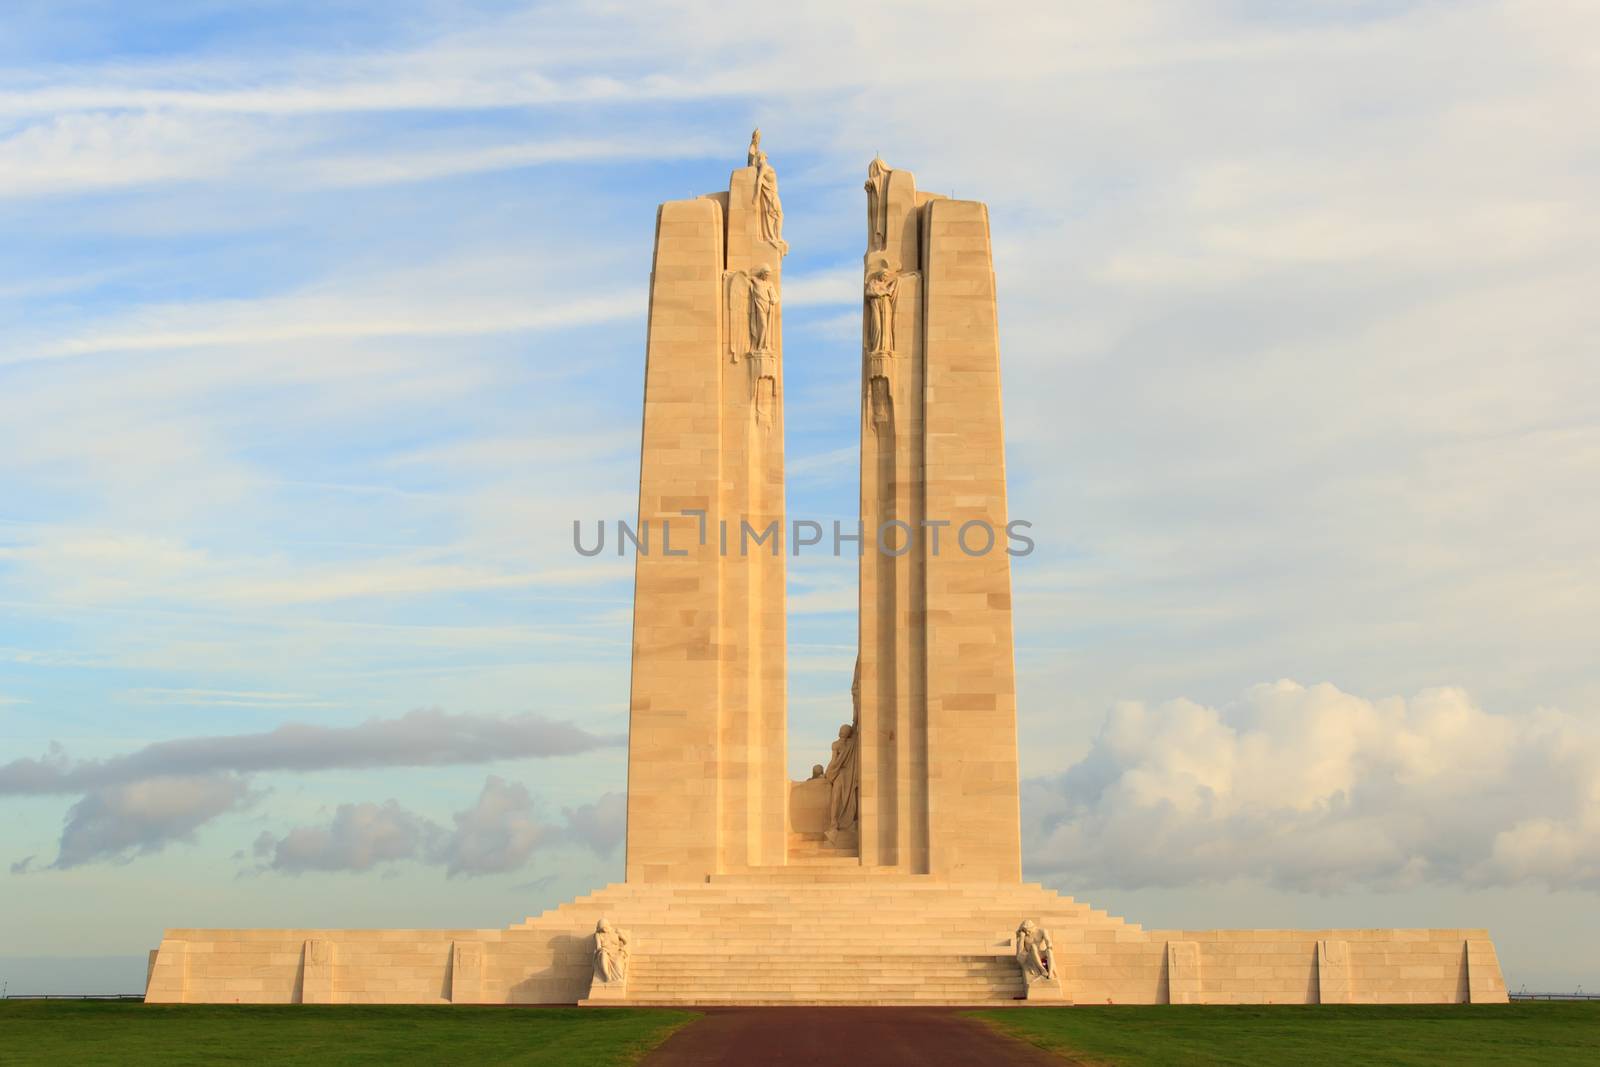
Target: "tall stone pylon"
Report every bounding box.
[624,132,789,881]
[856,160,1023,880]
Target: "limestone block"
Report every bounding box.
[1167,940,1204,1005]
[300,938,334,1005]
[1466,939,1509,1004]
[1318,947,1356,1004]
[144,939,188,1004]
[450,941,484,1004]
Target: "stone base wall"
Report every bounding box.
[1060,928,1505,1006]
[144,928,592,1005]
[145,878,1508,1006]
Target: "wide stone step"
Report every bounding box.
[630,966,1004,972]
[619,995,1026,1005]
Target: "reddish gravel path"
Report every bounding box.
[638,1007,1072,1066]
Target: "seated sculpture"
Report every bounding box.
[592,918,630,984]
[1015,919,1057,983]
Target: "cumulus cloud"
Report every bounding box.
[562,791,626,856]
[428,776,549,877]
[251,777,613,878]
[52,774,258,869]
[1024,681,1600,893]
[252,800,435,874]
[0,707,622,795]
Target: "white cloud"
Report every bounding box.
[0,112,277,197]
[253,776,589,877]
[308,135,722,188]
[562,791,625,856]
[1,707,622,796]
[1025,681,1600,893]
[429,775,548,877]
[253,800,435,874]
[51,774,257,869]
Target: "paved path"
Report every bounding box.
[638,1007,1072,1066]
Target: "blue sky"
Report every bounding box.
[1,1,1597,994]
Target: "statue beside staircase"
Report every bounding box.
[1016,919,1067,1001]
[582,918,632,1004]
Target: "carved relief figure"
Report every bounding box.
[750,138,789,257]
[748,265,780,429]
[865,267,898,357]
[749,265,778,354]
[1015,920,1057,983]
[593,918,630,984]
[864,264,899,430]
[864,156,892,250]
[725,265,781,429]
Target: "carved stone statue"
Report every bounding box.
[593,918,630,984]
[865,267,898,357]
[864,156,892,251]
[824,723,859,842]
[749,265,778,354]
[1015,919,1056,983]
[751,142,789,257]
[747,127,762,167]
[724,265,781,429]
[809,764,824,780]
[864,263,900,431]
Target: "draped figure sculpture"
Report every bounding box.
[748,265,779,428]
[749,265,778,355]
[724,262,781,429]
[749,133,789,257]
[864,263,899,430]
[592,918,630,985]
[823,659,861,847]
[865,267,898,357]
[864,156,892,251]
[1015,919,1057,983]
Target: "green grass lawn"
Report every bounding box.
[973,1002,1600,1066]
[0,1001,697,1066]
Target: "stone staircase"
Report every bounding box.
[786,830,858,867]
[628,954,1022,1005]
[511,870,1136,1006]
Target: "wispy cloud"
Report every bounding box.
[116,688,338,709]
[0,707,622,797]
[309,135,724,188]
[15,291,639,364]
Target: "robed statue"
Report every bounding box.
[865,266,898,357]
[749,132,789,257]
[749,265,778,354]
[823,658,862,845]
[865,156,892,251]
[592,918,630,984]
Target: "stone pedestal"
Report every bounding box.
[1025,977,1069,1002]
[579,979,630,1006]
